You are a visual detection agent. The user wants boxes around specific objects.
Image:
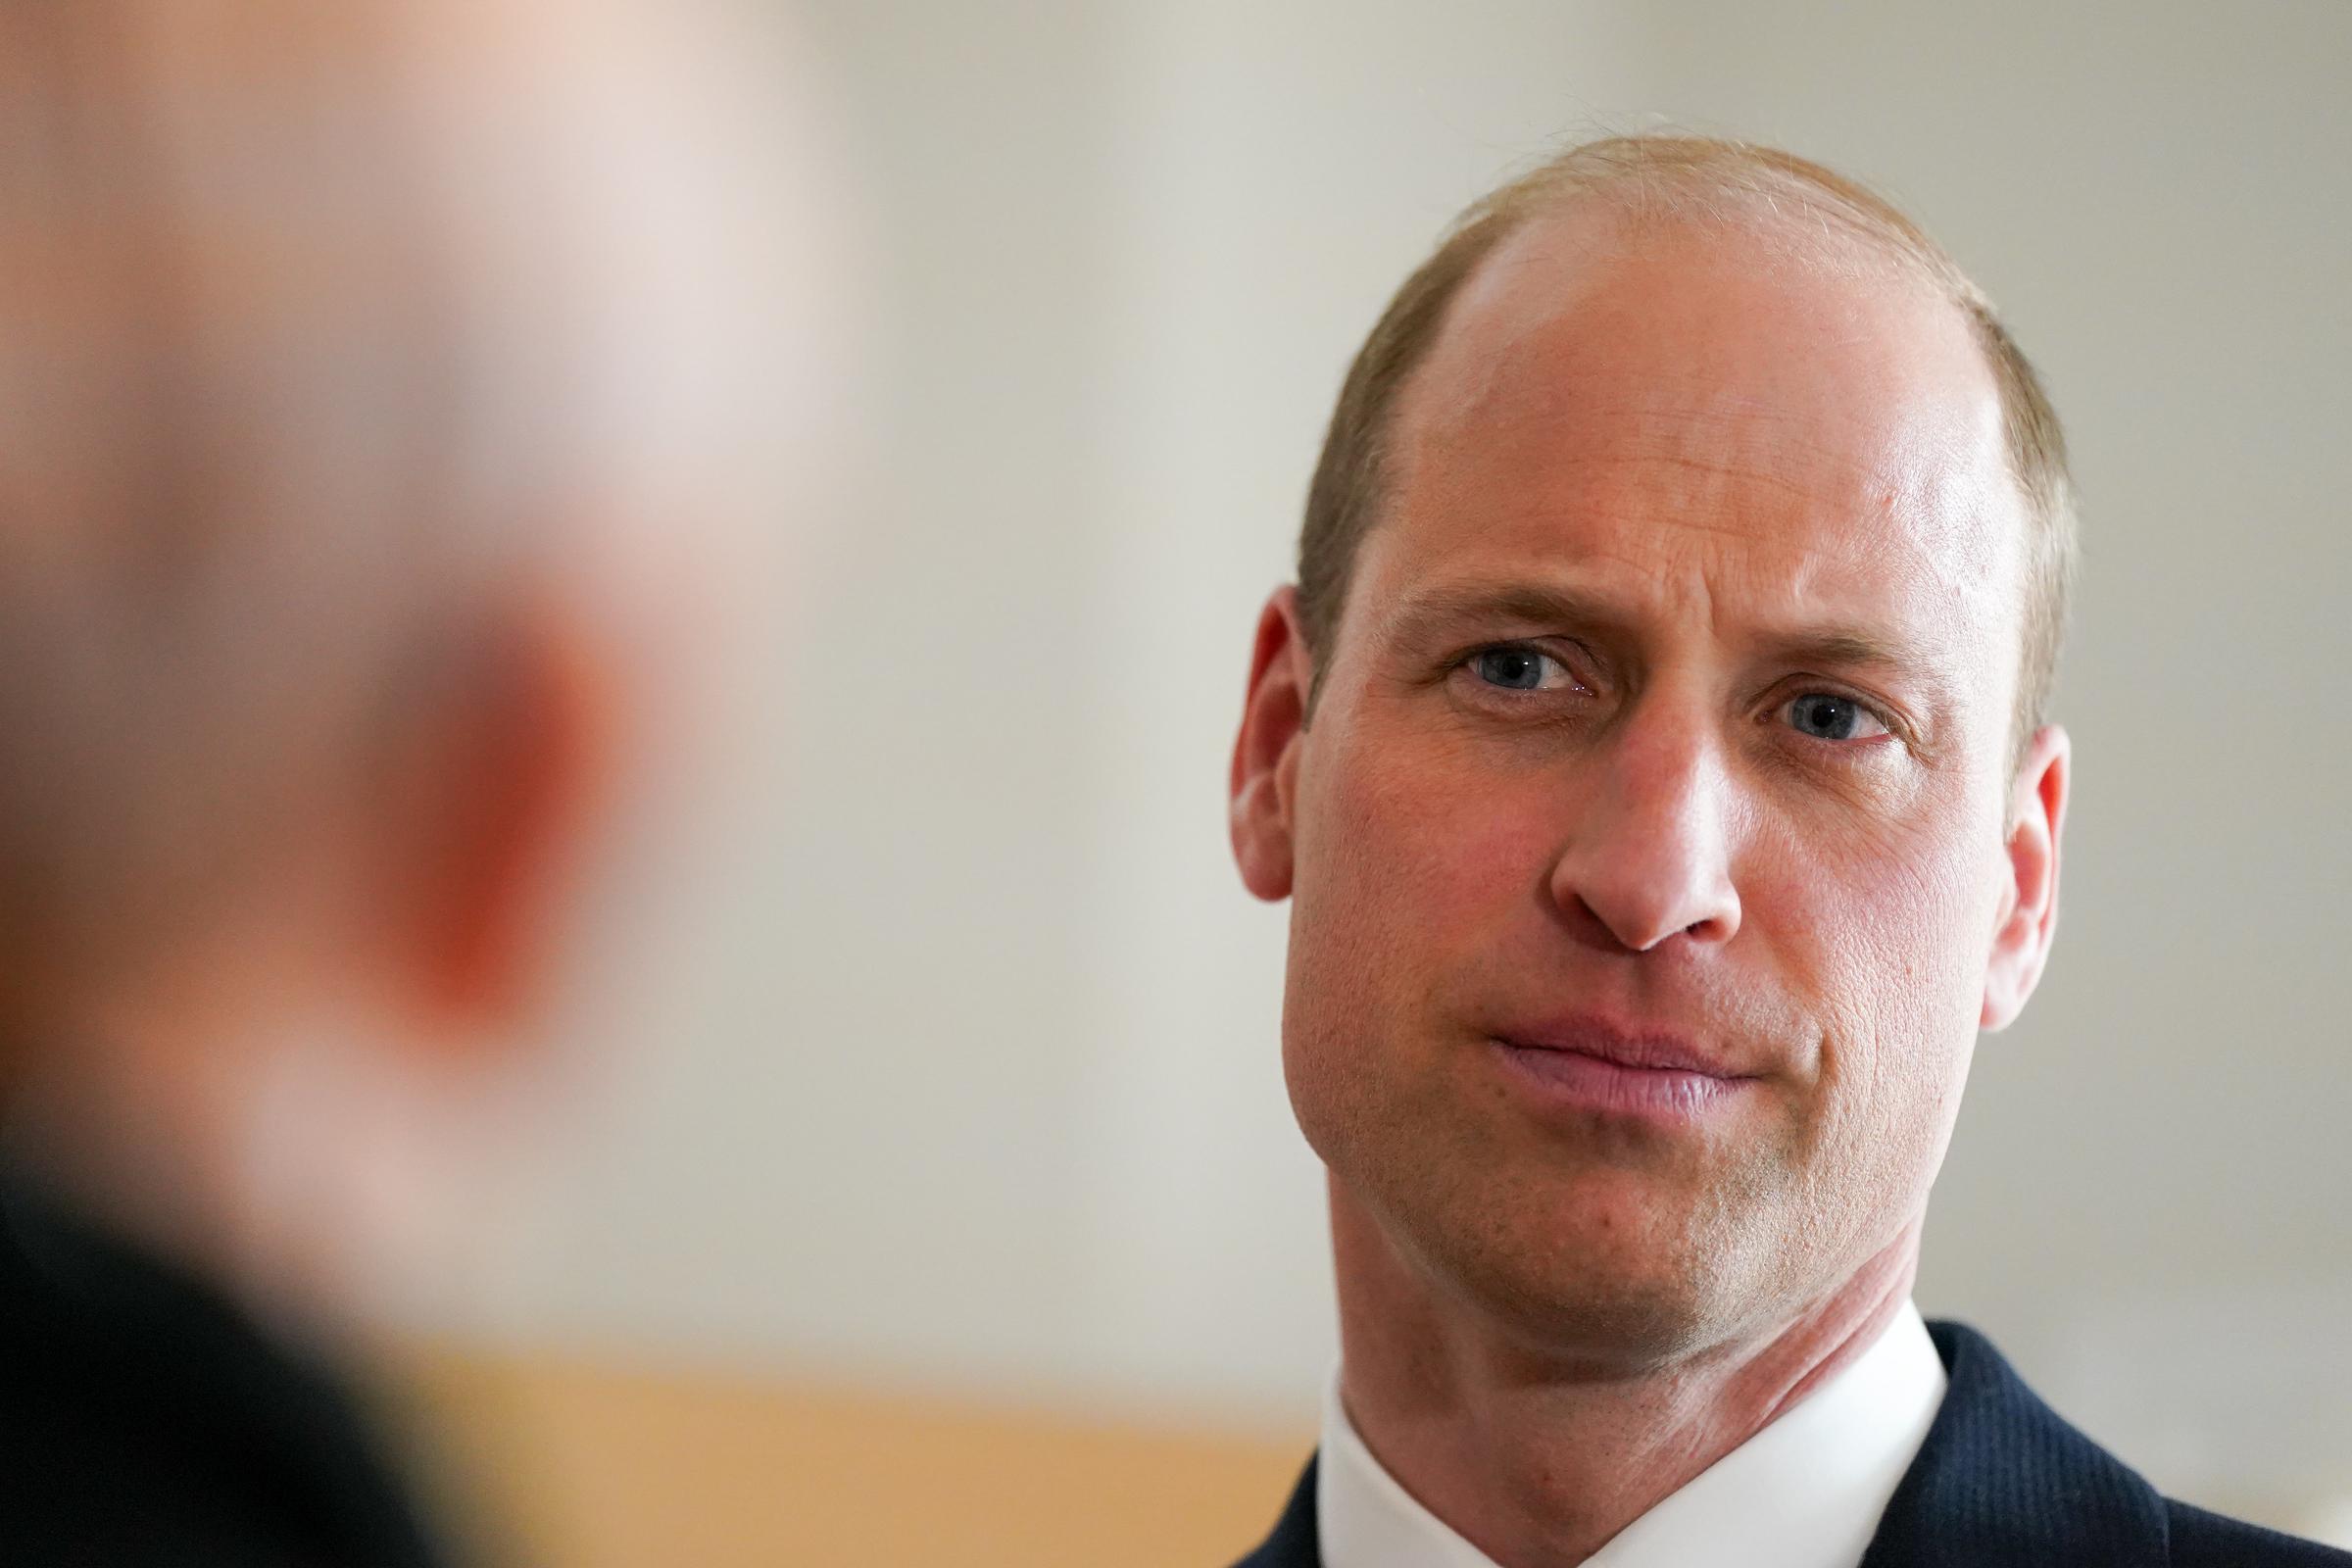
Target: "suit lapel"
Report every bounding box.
[1232,1454,1321,1568]
[1859,1320,2169,1568]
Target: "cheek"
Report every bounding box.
[1282,727,1558,1118]
[1758,808,1994,999]
[1747,788,2005,1183]
[1293,724,1555,972]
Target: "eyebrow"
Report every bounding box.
[1375,582,1637,653]
[1755,627,1922,676]
[1374,579,1940,681]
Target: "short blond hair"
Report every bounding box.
[1298,134,2077,767]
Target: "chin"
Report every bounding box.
[1387,1158,1765,1370]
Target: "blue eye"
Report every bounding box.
[1472,647,1552,690]
[1785,693,1886,741]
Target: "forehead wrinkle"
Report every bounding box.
[1392,441,1949,633]
[1403,341,1964,605]
[1403,374,2010,665]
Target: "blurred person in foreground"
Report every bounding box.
[1227,136,2346,1567]
[0,1,831,1561]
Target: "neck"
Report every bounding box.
[1331,1184,1923,1568]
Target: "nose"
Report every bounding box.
[1547,704,1743,954]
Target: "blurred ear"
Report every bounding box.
[397,598,619,1039]
[1982,724,2070,1031]
[1230,586,1314,903]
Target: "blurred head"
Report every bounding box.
[1230,137,2073,1367]
[0,0,837,1318]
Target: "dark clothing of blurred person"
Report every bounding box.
[0,1167,446,1566]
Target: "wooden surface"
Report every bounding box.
[392,1345,1310,1568]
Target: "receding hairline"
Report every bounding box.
[1474,137,1994,303]
[1382,190,2006,478]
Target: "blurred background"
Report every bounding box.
[5,1,2343,1565]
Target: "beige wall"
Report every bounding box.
[423,0,2352,1534]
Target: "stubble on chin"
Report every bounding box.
[1311,1037,1836,1373]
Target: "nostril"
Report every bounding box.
[1553,891,1642,956]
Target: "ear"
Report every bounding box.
[1230,586,1315,903]
[397,599,619,1039]
[1982,723,2070,1031]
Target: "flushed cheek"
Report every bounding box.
[1284,736,1558,1146]
[1300,735,1556,965]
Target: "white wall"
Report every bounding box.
[474,0,2352,1511]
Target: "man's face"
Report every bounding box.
[1265,214,2047,1362]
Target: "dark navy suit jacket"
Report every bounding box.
[1233,1320,2351,1567]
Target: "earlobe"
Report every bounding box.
[1982,724,2071,1031]
[1230,587,1313,903]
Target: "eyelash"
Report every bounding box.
[1774,689,1896,747]
[1450,642,1592,697]
[1450,644,1902,751]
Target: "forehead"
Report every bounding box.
[1362,208,2025,660]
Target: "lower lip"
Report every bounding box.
[1492,1042,1749,1120]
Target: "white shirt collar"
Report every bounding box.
[1317,1300,1947,1568]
